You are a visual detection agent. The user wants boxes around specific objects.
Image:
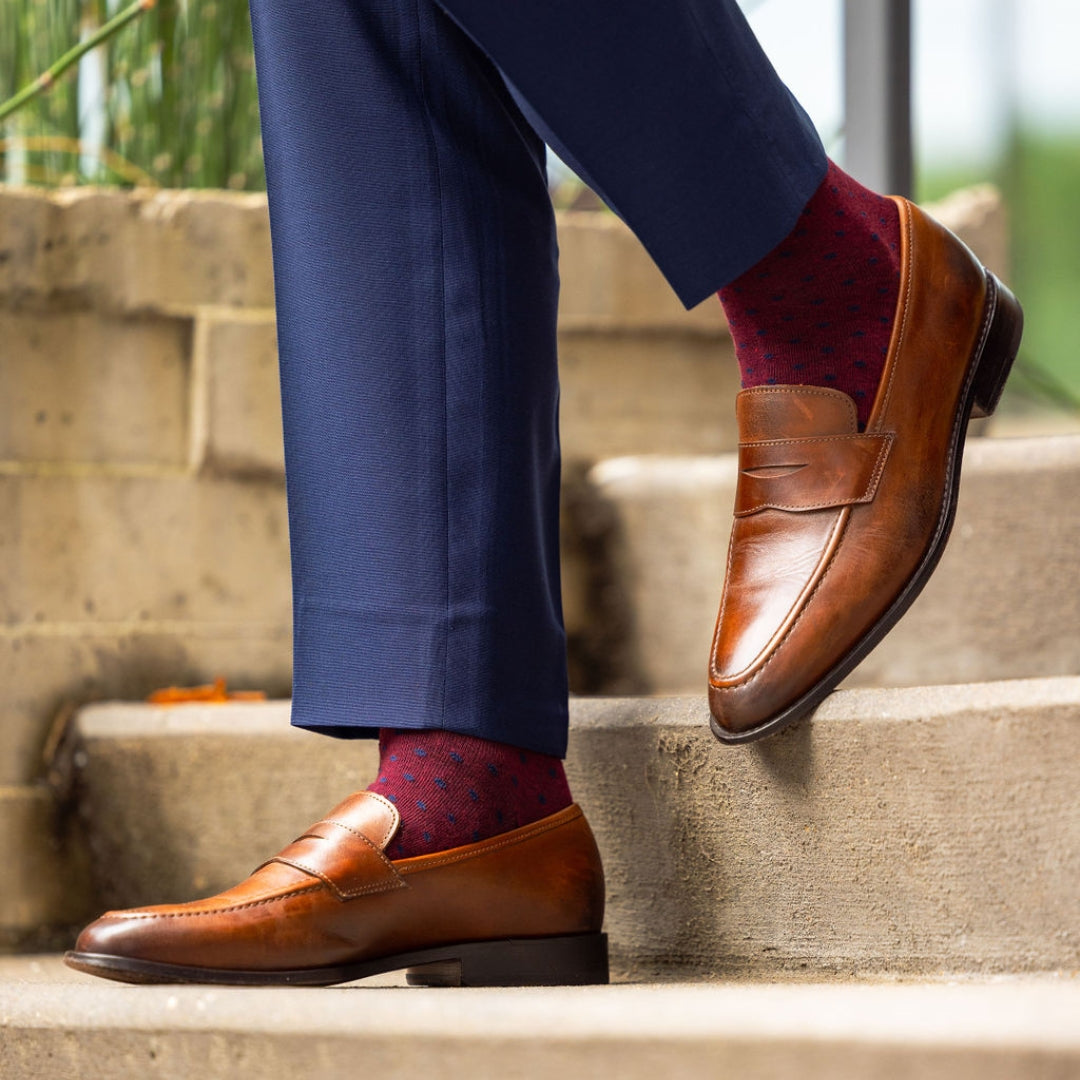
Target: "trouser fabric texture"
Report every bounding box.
[247,0,826,756]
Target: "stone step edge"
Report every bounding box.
[2,959,1078,1052]
[73,674,1080,739]
[66,674,1080,980]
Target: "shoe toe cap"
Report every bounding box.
[73,911,152,958]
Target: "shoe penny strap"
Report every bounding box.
[260,819,407,901]
[735,432,894,516]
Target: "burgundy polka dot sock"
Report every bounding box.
[718,159,902,428]
[368,729,572,858]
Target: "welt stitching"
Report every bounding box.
[741,386,858,430]
[874,198,912,424]
[299,818,404,885]
[322,818,396,864]
[397,808,580,874]
[273,857,342,895]
[865,433,895,496]
[344,791,401,850]
[740,434,889,449]
[318,819,367,842]
[272,854,402,897]
[740,495,866,514]
[736,434,894,513]
[102,885,323,921]
[338,879,407,898]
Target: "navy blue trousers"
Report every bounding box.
[248,0,826,756]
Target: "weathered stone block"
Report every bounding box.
[0,186,274,313]
[928,183,1010,280]
[0,786,96,948]
[0,632,291,787]
[0,471,291,784]
[0,181,1006,320]
[570,682,1080,978]
[0,473,289,629]
[556,210,726,333]
[185,314,742,476]
[74,703,374,910]
[0,310,191,466]
[190,309,284,476]
[558,331,740,462]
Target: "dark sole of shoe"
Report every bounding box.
[710,271,1024,747]
[64,931,609,988]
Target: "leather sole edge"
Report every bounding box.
[63,932,610,988]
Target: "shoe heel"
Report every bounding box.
[405,933,609,988]
[970,273,1024,419]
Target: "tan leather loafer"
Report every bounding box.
[709,197,1023,744]
[65,792,607,986]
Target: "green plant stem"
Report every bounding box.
[0,0,155,124]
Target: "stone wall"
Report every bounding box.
[0,181,1009,944]
[0,184,746,794]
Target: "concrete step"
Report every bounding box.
[68,677,1080,978]
[2,957,1077,1080]
[569,434,1080,695]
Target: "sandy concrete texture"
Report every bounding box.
[569,681,1080,977]
[0,310,192,467]
[0,473,289,628]
[0,789,96,946]
[73,703,376,911]
[579,435,1080,695]
[0,631,292,794]
[0,470,292,785]
[558,329,742,460]
[2,958,1078,1080]
[189,309,285,476]
[69,678,1080,977]
[0,187,275,313]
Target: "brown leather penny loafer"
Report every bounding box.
[708,197,1023,745]
[65,792,608,987]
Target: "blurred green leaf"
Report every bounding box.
[1,0,264,190]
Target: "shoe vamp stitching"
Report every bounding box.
[273,854,406,898]
[100,883,324,920]
[871,198,915,426]
[396,808,580,875]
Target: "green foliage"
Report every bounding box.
[0,0,264,190]
[1,0,82,182]
[920,131,1080,404]
[1007,132,1080,401]
[3,4,1078,402]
